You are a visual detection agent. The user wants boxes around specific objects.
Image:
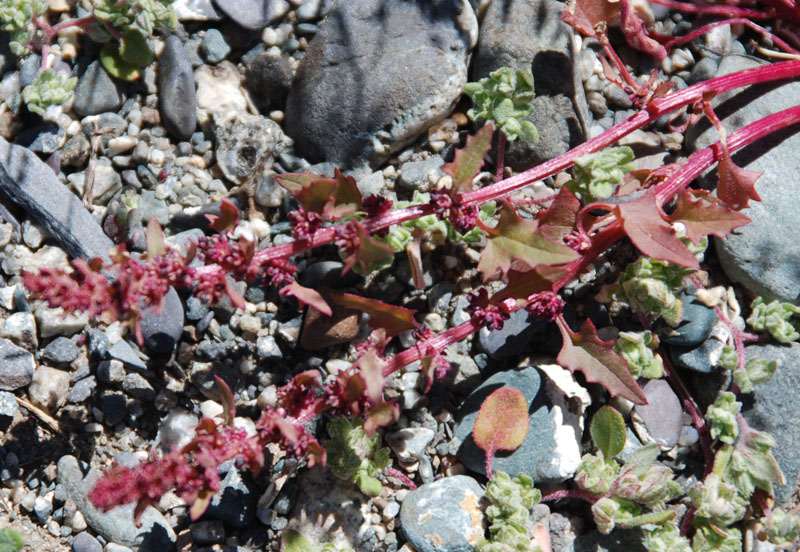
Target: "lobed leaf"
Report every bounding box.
[556,317,647,404]
[667,188,750,246]
[443,122,493,195]
[473,387,530,477]
[275,169,363,220]
[716,155,761,211]
[340,221,395,275]
[205,198,240,233]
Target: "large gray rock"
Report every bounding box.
[212,0,275,30]
[472,0,590,170]
[57,455,176,551]
[285,0,478,168]
[158,34,197,141]
[687,54,800,303]
[741,342,800,505]
[73,61,123,117]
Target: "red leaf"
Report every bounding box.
[328,292,418,338]
[206,198,239,233]
[667,189,751,245]
[279,281,332,316]
[537,187,581,244]
[406,229,425,290]
[716,154,762,211]
[619,0,667,61]
[473,387,530,477]
[492,266,567,302]
[214,375,236,426]
[353,350,386,405]
[478,202,579,282]
[324,169,363,220]
[562,0,620,38]
[189,489,214,521]
[364,400,400,435]
[556,317,647,405]
[443,122,493,195]
[613,188,699,268]
[275,169,363,220]
[340,221,395,275]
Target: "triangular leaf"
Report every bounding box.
[364,400,400,435]
[206,198,240,233]
[473,387,530,477]
[279,281,332,316]
[478,203,580,282]
[145,216,166,260]
[275,169,363,220]
[667,188,751,245]
[214,375,236,426]
[323,168,363,220]
[352,350,386,405]
[443,122,493,195]
[590,405,627,458]
[556,317,647,404]
[189,489,214,521]
[613,188,699,268]
[716,155,762,211]
[562,0,620,38]
[328,292,418,338]
[492,265,567,302]
[537,187,581,244]
[341,221,395,275]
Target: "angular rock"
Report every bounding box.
[0,311,37,350]
[200,28,230,63]
[211,111,287,185]
[687,54,800,303]
[300,303,360,351]
[158,34,197,141]
[399,475,485,552]
[454,366,584,481]
[139,286,184,354]
[73,61,123,118]
[386,427,435,462]
[15,122,66,154]
[472,0,590,170]
[212,0,275,30]
[28,366,70,413]
[670,321,731,374]
[285,0,478,168]
[108,340,147,372]
[57,455,176,550]
[71,532,103,552]
[477,307,548,358]
[632,379,683,448]
[660,292,717,347]
[0,338,35,390]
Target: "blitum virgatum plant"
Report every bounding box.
[20,0,800,546]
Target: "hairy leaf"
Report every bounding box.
[556,317,647,404]
[613,188,699,268]
[279,281,332,316]
[478,203,579,282]
[717,155,762,211]
[473,387,530,477]
[590,406,627,458]
[282,530,313,552]
[328,292,418,338]
[668,188,750,245]
[443,122,493,194]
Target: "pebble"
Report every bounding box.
[157,34,197,141]
[632,379,683,448]
[16,122,66,154]
[399,475,485,552]
[72,61,122,117]
[300,303,360,351]
[190,520,225,545]
[200,28,231,63]
[477,307,547,358]
[397,156,445,192]
[122,373,156,401]
[211,111,287,184]
[213,0,275,30]
[0,311,38,350]
[139,286,184,353]
[205,467,256,528]
[386,427,435,462]
[0,338,35,390]
[659,291,717,347]
[71,531,102,552]
[157,409,198,451]
[0,390,19,418]
[28,366,71,412]
[68,376,96,403]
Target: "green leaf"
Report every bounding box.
[21,69,77,116]
[478,202,579,282]
[689,473,747,526]
[120,29,154,67]
[691,519,741,552]
[443,122,493,195]
[590,405,627,458]
[473,387,530,476]
[611,256,692,327]
[643,524,692,552]
[746,297,800,343]
[465,67,537,142]
[556,317,648,405]
[281,530,315,552]
[705,391,740,445]
[615,330,663,379]
[566,146,635,203]
[732,357,777,393]
[761,507,800,547]
[574,453,619,496]
[100,44,141,81]
[0,528,24,552]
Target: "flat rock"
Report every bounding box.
[454,366,584,481]
[57,455,176,551]
[212,0,274,30]
[0,338,35,390]
[741,342,800,505]
[399,475,485,552]
[632,379,683,448]
[477,307,548,358]
[285,0,477,168]
[73,61,122,118]
[687,54,800,303]
[660,292,717,347]
[158,34,197,141]
[472,0,589,170]
[28,365,70,412]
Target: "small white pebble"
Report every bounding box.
[200,400,223,419]
[149,148,165,166]
[269,110,284,123]
[249,218,270,240]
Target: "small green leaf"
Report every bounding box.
[590,405,627,458]
[706,391,740,445]
[566,146,635,203]
[281,530,315,552]
[120,29,154,67]
[100,44,141,81]
[732,357,777,393]
[473,387,530,477]
[746,297,800,343]
[0,528,24,552]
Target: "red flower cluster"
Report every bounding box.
[467,288,512,331]
[526,291,565,322]
[430,190,479,233]
[287,207,323,243]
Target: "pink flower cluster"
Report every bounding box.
[467,288,513,331]
[430,190,479,234]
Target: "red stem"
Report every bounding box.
[661,18,800,56]
[541,488,599,503]
[495,132,506,182]
[646,0,779,19]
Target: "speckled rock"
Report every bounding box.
[687,54,800,303]
[400,475,485,552]
[285,0,478,168]
[0,338,35,390]
[210,110,288,185]
[454,365,584,481]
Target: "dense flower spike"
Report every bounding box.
[263,258,298,288]
[467,288,512,331]
[287,207,323,243]
[526,291,565,322]
[430,190,479,233]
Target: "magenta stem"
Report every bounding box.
[495,132,506,182]
[541,488,599,503]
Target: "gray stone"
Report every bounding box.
[71,532,103,552]
[191,520,225,545]
[564,527,647,552]
[741,342,800,505]
[477,307,547,358]
[285,0,477,168]
[137,190,169,226]
[0,390,18,418]
[16,122,66,154]
[255,335,282,362]
[399,475,485,552]
[211,111,287,185]
[386,427,435,462]
[212,0,275,30]
[687,54,800,303]
[68,376,96,403]
[472,0,589,170]
[73,61,123,118]
[158,34,197,141]
[67,162,122,206]
[57,455,176,550]
[122,372,156,401]
[205,467,255,528]
[0,338,35,390]
[61,133,91,167]
[242,47,292,111]
[0,137,115,261]
[21,219,46,248]
[0,311,37,350]
[660,292,717,347]
[157,409,197,451]
[299,261,359,288]
[670,321,730,374]
[139,286,184,353]
[398,156,445,192]
[28,366,70,412]
[108,340,147,372]
[633,379,683,448]
[200,29,231,63]
[454,366,583,481]
[101,393,127,425]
